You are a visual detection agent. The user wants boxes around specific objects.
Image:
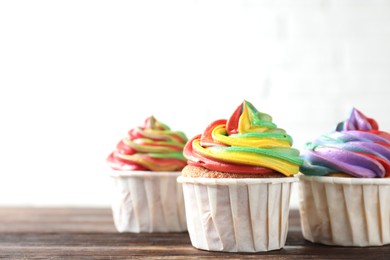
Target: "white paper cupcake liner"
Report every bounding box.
[298,174,390,246]
[110,170,187,233]
[177,176,297,252]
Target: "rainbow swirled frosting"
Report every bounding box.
[300,108,390,178]
[107,116,188,171]
[184,100,302,177]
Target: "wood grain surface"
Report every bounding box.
[0,207,389,259]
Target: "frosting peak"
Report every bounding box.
[107,116,188,171]
[184,100,302,176]
[336,108,379,131]
[226,101,277,135]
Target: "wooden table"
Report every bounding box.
[0,208,388,259]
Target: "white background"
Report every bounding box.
[1,0,390,209]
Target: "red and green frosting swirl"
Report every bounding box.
[107,116,188,171]
[184,101,303,177]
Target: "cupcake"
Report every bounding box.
[299,108,390,246]
[107,116,188,232]
[177,100,302,252]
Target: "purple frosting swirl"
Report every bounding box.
[300,108,390,178]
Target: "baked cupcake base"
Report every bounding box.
[110,170,187,233]
[298,174,390,246]
[177,168,297,252]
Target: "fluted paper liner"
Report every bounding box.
[110,170,187,233]
[298,175,390,246]
[177,176,297,252]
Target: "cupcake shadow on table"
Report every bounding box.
[107,116,188,233]
[298,108,390,247]
[177,100,303,252]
